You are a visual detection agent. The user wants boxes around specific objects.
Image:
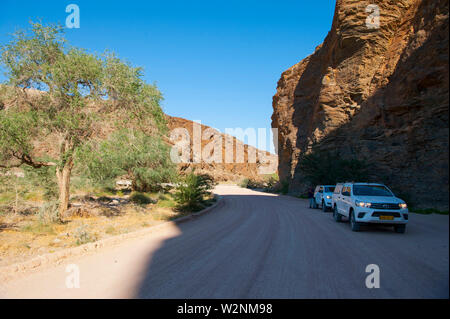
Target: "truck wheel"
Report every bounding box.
[350,211,361,232]
[394,225,406,233]
[333,206,342,222]
[322,201,327,212]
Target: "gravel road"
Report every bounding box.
[1,185,448,298]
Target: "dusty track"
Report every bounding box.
[1,185,448,298]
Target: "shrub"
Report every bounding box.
[24,164,58,200]
[239,178,265,189]
[79,129,176,192]
[173,172,215,209]
[280,180,289,195]
[264,174,279,191]
[298,150,370,186]
[239,178,249,188]
[156,193,177,208]
[73,224,97,245]
[38,201,61,224]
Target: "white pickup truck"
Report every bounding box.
[332,183,409,233]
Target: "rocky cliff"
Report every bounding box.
[272,0,448,209]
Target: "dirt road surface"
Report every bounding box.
[1,185,448,298]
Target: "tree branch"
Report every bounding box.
[0,153,56,169]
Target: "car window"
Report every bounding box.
[342,186,351,196]
[353,185,393,196]
[334,185,342,194]
[325,186,335,193]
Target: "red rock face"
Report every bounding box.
[272,0,449,209]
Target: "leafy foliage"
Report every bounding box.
[23,164,58,200]
[239,178,265,189]
[173,171,215,209]
[298,150,370,186]
[264,174,279,190]
[78,129,176,192]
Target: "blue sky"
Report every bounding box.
[0,0,335,151]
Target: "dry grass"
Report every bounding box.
[0,190,210,267]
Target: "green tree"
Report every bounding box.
[0,22,167,214]
[79,129,176,192]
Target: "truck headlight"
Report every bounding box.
[399,203,407,209]
[355,200,371,208]
[326,195,331,199]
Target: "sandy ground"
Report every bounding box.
[1,185,448,298]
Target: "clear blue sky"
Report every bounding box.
[0,0,335,151]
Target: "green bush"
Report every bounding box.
[239,178,250,188]
[264,174,279,191]
[79,129,176,192]
[173,172,215,210]
[298,150,370,186]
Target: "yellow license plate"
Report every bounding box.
[379,216,394,220]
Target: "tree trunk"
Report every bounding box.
[56,158,74,216]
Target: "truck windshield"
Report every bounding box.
[325,187,335,193]
[353,185,393,196]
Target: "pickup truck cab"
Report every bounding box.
[313,185,335,211]
[332,183,409,233]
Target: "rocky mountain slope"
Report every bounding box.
[272,0,448,209]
